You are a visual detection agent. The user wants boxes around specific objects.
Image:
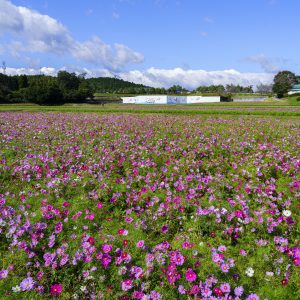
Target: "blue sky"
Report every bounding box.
[0,0,299,88]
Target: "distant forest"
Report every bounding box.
[0,71,274,105]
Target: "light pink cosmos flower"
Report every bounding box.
[136,240,145,248]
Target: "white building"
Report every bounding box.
[122,95,221,104]
[288,84,300,95]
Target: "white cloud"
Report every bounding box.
[203,16,214,24]
[0,0,144,70]
[3,66,274,89]
[0,0,73,54]
[119,68,274,89]
[4,66,56,76]
[86,8,93,15]
[245,54,281,73]
[4,66,114,78]
[72,37,143,71]
[112,11,120,19]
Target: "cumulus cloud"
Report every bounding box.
[0,0,144,70]
[4,66,115,78]
[4,66,274,90]
[0,0,73,54]
[73,37,143,71]
[119,68,274,89]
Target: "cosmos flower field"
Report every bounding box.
[0,112,299,300]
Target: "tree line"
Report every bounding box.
[0,70,299,105]
[0,71,93,105]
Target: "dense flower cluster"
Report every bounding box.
[0,112,299,299]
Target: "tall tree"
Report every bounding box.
[272,71,297,98]
[256,83,273,94]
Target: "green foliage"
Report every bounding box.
[86,76,147,94]
[272,70,297,98]
[0,72,94,105]
[57,71,80,91]
[23,80,64,105]
[195,84,253,95]
[196,84,225,94]
[167,85,188,94]
[18,75,29,89]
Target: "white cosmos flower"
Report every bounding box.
[245,267,254,277]
[12,285,21,292]
[80,286,87,292]
[283,210,291,217]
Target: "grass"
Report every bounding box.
[0,96,299,116]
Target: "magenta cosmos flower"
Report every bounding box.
[50,283,63,297]
[121,279,133,291]
[54,222,63,234]
[161,225,169,233]
[185,268,197,282]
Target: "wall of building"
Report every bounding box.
[187,96,220,103]
[233,96,267,102]
[122,95,221,104]
[167,96,187,104]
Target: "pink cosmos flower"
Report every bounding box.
[234,286,244,297]
[202,287,212,297]
[218,245,227,252]
[213,287,223,297]
[118,229,128,236]
[54,222,62,234]
[294,257,300,266]
[240,249,247,256]
[136,240,145,248]
[220,263,230,273]
[20,277,35,291]
[182,241,193,248]
[185,268,196,282]
[220,283,231,293]
[190,284,200,295]
[0,269,8,279]
[101,254,112,269]
[87,214,94,220]
[121,279,133,291]
[50,283,63,297]
[102,244,112,253]
[125,217,133,223]
[161,225,168,233]
[292,247,300,258]
[132,291,144,299]
[246,293,260,300]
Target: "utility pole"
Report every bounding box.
[2,61,6,74]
